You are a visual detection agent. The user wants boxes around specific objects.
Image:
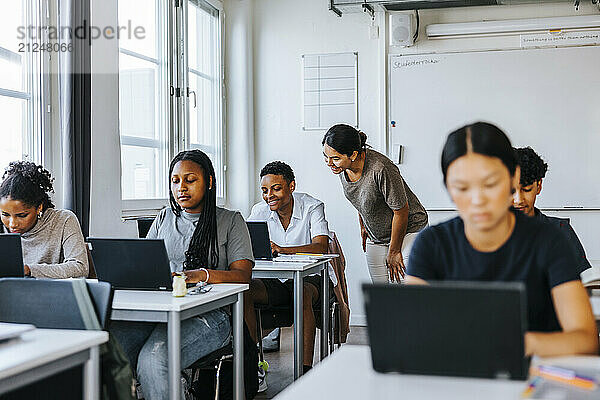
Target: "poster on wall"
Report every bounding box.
[302,52,358,131]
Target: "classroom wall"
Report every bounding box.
[89,0,137,238]
[248,0,600,325]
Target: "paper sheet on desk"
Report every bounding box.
[529,367,600,399]
[273,254,335,263]
[272,254,338,286]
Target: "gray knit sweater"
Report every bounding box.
[2,208,89,278]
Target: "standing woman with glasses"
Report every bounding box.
[322,124,428,283]
[0,161,88,278]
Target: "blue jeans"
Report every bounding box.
[111,308,231,400]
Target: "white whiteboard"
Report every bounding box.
[302,52,358,130]
[389,46,600,210]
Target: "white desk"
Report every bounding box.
[252,259,331,380]
[275,345,525,400]
[0,328,108,399]
[111,283,248,400]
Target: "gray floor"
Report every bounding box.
[255,326,368,399]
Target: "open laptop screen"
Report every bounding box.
[0,234,24,278]
[363,281,529,380]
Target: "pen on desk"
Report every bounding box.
[531,365,598,390]
[296,252,324,256]
[521,376,542,398]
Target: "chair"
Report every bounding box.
[136,217,156,238]
[86,242,97,279]
[0,278,113,400]
[186,322,258,400]
[255,287,341,362]
[0,278,113,329]
[185,344,233,400]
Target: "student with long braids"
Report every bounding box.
[0,161,88,278]
[111,150,254,400]
[406,122,597,357]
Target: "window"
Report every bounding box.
[0,0,46,170]
[118,0,169,204]
[187,0,225,199]
[118,0,225,213]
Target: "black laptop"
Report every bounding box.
[363,281,529,380]
[87,238,173,290]
[246,221,274,260]
[0,234,25,278]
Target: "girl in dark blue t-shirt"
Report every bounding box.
[406,122,597,357]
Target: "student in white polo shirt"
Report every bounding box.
[246,161,333,380]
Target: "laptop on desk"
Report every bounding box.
[246,221,274,260]
[363,281,529,380]
[0,234,25,278]
[87,238,173,290]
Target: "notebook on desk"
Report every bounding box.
[0,322,35,342]
[363,281,530,380]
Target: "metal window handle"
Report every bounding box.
[187,88,197,108]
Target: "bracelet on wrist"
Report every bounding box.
[199,268,209,284]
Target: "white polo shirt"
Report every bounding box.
[248,192,336,284]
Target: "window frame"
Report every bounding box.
[119,0,171,213]
[0,0,50,168]
[119,0,226,216]
[185,0,226,204]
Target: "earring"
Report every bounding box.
[37,210,43,219]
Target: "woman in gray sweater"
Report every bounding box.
[0,161,88,278]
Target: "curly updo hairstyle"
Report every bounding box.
[0,161,55,209]
[514,147,548,187]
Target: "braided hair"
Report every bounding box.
[0,161,55,209]
[169,150,219,270]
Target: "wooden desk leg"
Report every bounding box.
[293,271,304,379]
[168,311,181,400]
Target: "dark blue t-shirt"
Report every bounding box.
[534,208,592,274]
[407,211,580,332]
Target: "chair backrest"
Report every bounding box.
[86,242,97,279]
[136,217,156,238]
[0,278,113,329]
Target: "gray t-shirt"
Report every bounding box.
[340,149,428,244]
[147,206,255,272]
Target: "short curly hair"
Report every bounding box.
[0,161,55,209]
[260,161,295,184]
[514,147,548,187]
